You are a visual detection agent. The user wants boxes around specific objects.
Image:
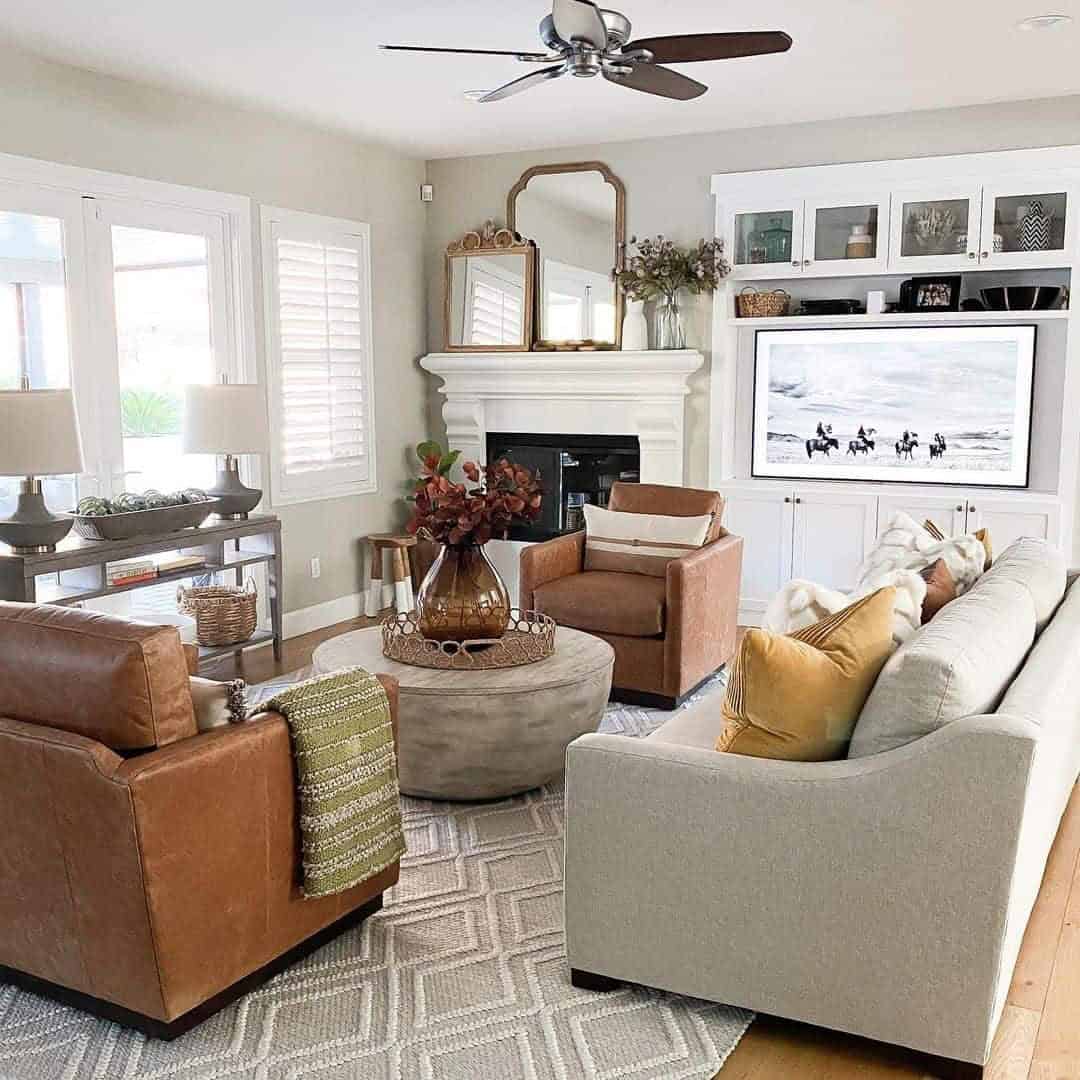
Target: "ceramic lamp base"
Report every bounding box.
[208,461,262,521]
[0,487,74,553]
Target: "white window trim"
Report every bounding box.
[0,151,259,495]
[260,205,377,507]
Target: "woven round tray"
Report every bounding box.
[381,609,556,670]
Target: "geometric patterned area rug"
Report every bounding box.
[0,672,752,1079]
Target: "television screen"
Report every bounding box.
[751,325,1036,487]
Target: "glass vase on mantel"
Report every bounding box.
[653,292,686,350]
[416,542,511,643]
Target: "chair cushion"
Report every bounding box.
[583,504,712,578]
[0,602,197,750]
[848,573,1038,759]
[717,587,897,761]
[533,571,666,637]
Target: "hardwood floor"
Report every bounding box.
[209,619,1080,1080]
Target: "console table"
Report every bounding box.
[0,514,283,666]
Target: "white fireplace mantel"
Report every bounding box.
[419,350,704,487]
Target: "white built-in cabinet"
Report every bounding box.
[723,169,1074,280]
[727,484,1062,624]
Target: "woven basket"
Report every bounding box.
[177,580,258,647]
[735,287,790,318]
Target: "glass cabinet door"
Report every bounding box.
[730,205,803,279]
[803,196,889,275]
[889,187,982,270]
[979,185,1070,268]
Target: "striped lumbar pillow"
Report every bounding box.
[583,504,713,578]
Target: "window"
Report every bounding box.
[262,206,376,505]
[464,257,525,346]
[541,258,615,342]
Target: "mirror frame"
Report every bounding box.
[443,228,536,353]
[507,162,626,350]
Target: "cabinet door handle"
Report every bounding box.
[980,252,989,260]
[968,251,977,260]
[791,260,800,268]
[956,505,964,512]
[968,505,977,513]
[803,259,812,267]
[794,497,802,504]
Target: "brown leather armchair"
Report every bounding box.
[0,602,400,1039]
[520,483,743,708]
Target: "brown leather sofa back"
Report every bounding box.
[607,482,726,540]
[0,602,196,750]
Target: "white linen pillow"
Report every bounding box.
[855,511,985,595]
[764,568,927,647]
[583,504,713,578]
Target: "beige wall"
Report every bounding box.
[0,47,429,615]
[425,94,1080,487]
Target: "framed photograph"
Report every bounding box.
[751,325,1036,488]
[899,275,961,312]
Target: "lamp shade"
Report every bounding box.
[183,383,269,455]
[0,388,85,477]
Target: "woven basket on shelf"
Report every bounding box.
[735,287,790,318]
[177,580,258,647]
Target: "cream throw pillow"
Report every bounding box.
[190,676,248,732]
[583,504,713,577]
[718,587,897,761]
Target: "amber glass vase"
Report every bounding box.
[416,543,511,643]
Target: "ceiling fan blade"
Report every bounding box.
[604,63,707,100]
[480,64,566,102]
[551,0,608,49]
[624,31,793,63]
[380,45,551,59]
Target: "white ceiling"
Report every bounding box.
[1,1,1079,159]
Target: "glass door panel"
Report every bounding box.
[0,206,79,515]
[804,197,889,275]
[889,188,981,270]
[731,206,802,278]
[981,187,1069,267]
[111,224,217,495]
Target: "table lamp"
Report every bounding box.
[0,379,85,553]
[183,377,270,520]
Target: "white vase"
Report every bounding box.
[621,299,648,351]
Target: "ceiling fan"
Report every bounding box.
[381,0,792,102]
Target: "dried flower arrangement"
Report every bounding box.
[407,441,542,546]
[616,235,732,303]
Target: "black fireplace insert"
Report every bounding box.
[485,432,640,542]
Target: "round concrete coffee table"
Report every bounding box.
[312,625,614,801]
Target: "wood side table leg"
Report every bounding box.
[401,549,415,613]
[269,541,283,661]
[391,548,410,614]
[364,542,384,617]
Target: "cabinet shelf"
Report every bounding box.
[732,308,1070,328]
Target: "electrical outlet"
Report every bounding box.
[310,557,321,579]
[420,183,433,203]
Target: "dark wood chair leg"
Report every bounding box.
[570,968,622,992]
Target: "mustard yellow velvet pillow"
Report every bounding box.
[716,587,897,761]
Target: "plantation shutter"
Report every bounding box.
[264,210,376,503]
[464,260,524,346]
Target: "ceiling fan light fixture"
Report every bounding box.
[1016,13,1073,30]
[463,89,490,102]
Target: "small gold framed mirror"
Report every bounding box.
[508,162,626,350]
[444,226,536,352]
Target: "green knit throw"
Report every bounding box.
[263,667,406,899]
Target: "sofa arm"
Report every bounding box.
[564,715,1038,1066]
[117,674,401,1021]
[519,530,585,608]
[664,533,743,697]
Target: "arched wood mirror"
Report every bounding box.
[508,162,626,350]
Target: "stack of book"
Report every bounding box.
[155,554,206,576]
[107,559,158,587]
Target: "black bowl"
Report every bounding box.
[980,286,1063,311]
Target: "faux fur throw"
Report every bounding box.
[855,511,985,594]
[765,569,927,647]
[260,667,406,899]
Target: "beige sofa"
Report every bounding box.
[564,539,1078,1079]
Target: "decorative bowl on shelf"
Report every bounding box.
[71,499,221,541]
[980,286,1063,311]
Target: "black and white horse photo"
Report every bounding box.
[895,432,919,460]
[806,436,840,459]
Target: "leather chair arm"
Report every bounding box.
[182,643,199,675]
[664,534,743,698]
[519,531,585,609]
[115,672,401,1022]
